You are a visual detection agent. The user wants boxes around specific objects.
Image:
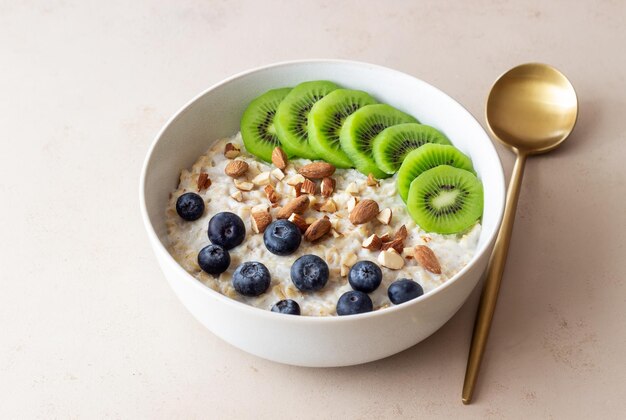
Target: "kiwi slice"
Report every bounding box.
[397,143,475,202]
[407,165,483,234]
[372,123,452,174]
[308,89,377,168]
[240,87,292,162]
[339,104,418,178]
[274,80,340,160]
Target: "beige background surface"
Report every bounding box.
[1,1,625,418]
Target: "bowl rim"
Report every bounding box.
[139,58,505,324]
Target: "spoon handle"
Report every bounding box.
[462,152,527,404]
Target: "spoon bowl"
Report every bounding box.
[486,63,578,154]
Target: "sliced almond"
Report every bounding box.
[340,264,350,277]
[378,249,405,270]
[197,172,211,191]
[225,160,249,178]
[298,162,336,179]
[345,182,359,195]
[394,225,408,241]
[376,208,392,225]
[402,247,414,259]
[347,196,358,212]
[366,173,378,187]
[321,177,335,198]
[286,174,305,186]
[319,198,337,213]
[342,252,358,267]
[233,179,254,191]
[382,238,404,254]
[251,211,272,234]
[301,178,317,195]
[349,199,379,225]
[288,213,310,232]
[414,245,442,274]
[224,143,240,159]
[362,234,382,251]
[230,190,244,202]
[252,171,272,186]
[304,218,331,241]
[270,168,285,181]
[271,147,288,170]
[276,195,310,219]
[264,185,280,203]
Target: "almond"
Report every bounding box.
[340,264,350,277]
[301,178,317,195]
[251,211,272,234]
[378,249,405,270]
[272,147,288,170]
[271,168,285,181]
[349,199,379,225]
[345,182,359,195]
[298,162,336,179]
[277,195,310,219]
[382,238,404,253]
[225,160,249,178]
[342,252,358,267]
[321,177,335,197]
[331,229,342,238]
[264,185,280,203]
[286,174,305,186]
[379,233,391,242]
[293,182,303,197]
[197,172,211,191]
[394,225,408,241]
[347,196,358,212]
[376,208,392,225]
[230,190,243,202]
[233,179,254,191]
[304,218,331,241]
[224,143,240,159]
[288,213,310,232]
[252,171,272,186]
[402,247,414,259]
[362,234,382,251]
[319,198,337,213]
[414,245,442,274]
[366,173,378,187]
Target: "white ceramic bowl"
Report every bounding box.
[140,60,505,367]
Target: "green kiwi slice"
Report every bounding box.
[308,89,378,168]
[397,143,476,202]
[240,87,292,162]
[339,104,418,178]
[372,123,452,174]
[274,80,340,160]
[407,165,483,234]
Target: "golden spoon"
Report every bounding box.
[462,63,578,404]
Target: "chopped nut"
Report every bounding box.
[264,185,280,203]
[366,173,378,186]
[298,162,336,179]
[379,233,391,242]
[362,234,382,251]
[293,182,303,197]
[414,245,442,274]
[345,182,359,195]
[288,213,310,232]
[319,199,337,213]
[286,174,305,186]
[271,147,288,170]
[230,190,244,202]
[342,252,358,267]
[305,217,317,225]
[394,225,408,241]
[251,210,272,234]
[252,171,272,186]
[321,177,335,198]
[301,178,317,195]
[197,172,211,191]
[376,208,392,225]
[347,196,358,212]
[270,168,285,181]
[331,229,342,238]
[233,179,254,191]
[251,203,270,214]
[402,247,414,259]
[382,238,404,253]
[378,249,405,270]
[304,218,331,241]
[225,160,249,178]
[421,235,432,243]
[224,143,240,159]
[340,265,350,277]
[276,195,310,219]
[349,199,380,225]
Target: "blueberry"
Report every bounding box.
[197,244,230,275]
[271,299,301,315]
[232,262,271,297]
[176,192,205,221]
[263,220,302,256]
[208,212,246,250]
[387,279,424,305]
[348,261,383,293]
[336,291,373,316]
[290,254,329,292]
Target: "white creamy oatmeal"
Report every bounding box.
[166,133,481,316]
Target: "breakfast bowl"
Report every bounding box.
[140,59,505,367]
